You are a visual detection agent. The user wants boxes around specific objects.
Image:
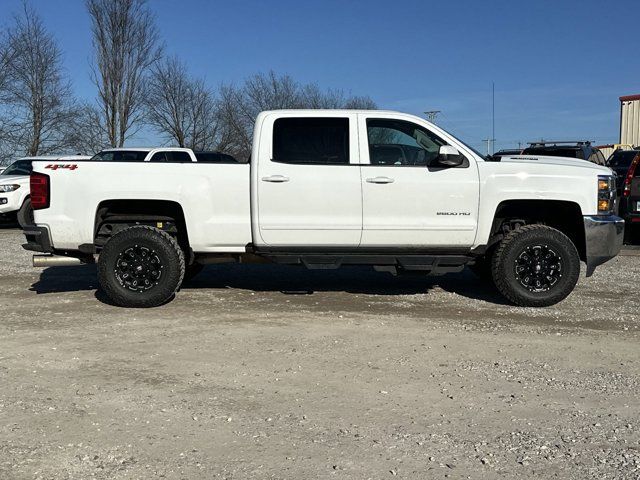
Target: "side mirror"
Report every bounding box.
[437,145,464,167]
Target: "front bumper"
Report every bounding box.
[0,192,22,214]
[584,215,624,276]
[22,225,53,253]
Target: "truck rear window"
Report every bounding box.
[273,117,349,165]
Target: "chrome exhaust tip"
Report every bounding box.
[33,255,83,267]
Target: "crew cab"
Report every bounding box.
[22,110,624,308]
[0,155,89,227]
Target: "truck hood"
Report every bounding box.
[497,155,612,174]
[0,174,30,185]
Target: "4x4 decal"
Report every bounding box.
[45,164,78,171]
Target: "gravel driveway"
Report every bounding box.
[0,227,638,479]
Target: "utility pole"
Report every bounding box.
[492,82,495,154]
[424,110,441,123]
[482,139,494,156]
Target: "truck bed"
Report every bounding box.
[32,161,252,252]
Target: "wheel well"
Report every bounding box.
[94,200,190,255]
[489,200,586,260]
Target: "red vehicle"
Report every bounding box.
[614,149,640,240]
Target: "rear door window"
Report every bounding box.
[273,117,349,165]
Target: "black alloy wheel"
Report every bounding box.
[514,244,562,292]
[115,245,163,292]
[98,226,185,308]
[491,224,580,307]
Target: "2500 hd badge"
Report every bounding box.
[437,211,471,216]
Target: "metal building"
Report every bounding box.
[620,94,640,146]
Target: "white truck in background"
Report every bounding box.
[23,110,623,308]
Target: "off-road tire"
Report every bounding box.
[183,262,204,282]
[17,198,33,229]
[491,225,580,307]
[98,226,185,308]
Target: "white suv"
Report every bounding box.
[0,156,89,227]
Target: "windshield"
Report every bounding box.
[430,125,486,159]
[1,160,33,176]
[90,150,149,162]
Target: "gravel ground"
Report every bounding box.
[0,227,639,479]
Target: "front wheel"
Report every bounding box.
[491,225,580,307]
[98,226,185,307]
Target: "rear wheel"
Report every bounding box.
[491,225,580,307]
[98,226,185,307]
[17,198,33,228]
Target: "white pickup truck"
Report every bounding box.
[22,110,624,308]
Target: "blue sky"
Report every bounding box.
[1,0,638,151]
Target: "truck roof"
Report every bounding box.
[262,109,396,115]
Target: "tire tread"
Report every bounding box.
[491,224,579,307]
[98,226,185,308]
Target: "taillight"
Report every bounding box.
[30,172,50,210]
[623,154,640,197]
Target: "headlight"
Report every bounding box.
[0,184,20,193]
[597,175,615,214]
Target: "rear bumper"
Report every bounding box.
[22,225,53,253]
[584,215,624,276]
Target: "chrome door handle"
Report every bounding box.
[262,175,290,183]
[366,176,394,184]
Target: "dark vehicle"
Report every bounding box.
[493,149,522,158]
[607,149,640,197]
[193,151,238,163]
[620,152,640,241]
[1,159,33,176]
[521,141,606,165]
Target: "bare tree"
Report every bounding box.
[2,3,77,157]
[145,56,226,150]
[66,104,109,155]
[145,57,191,147]
[87,0,162,147]
[187,78,219,150]
[301,84,346,109]
[216,71,377,160]
[0,34,14,164]
[344,95,377,110]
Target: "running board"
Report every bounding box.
[261,253,472,275]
